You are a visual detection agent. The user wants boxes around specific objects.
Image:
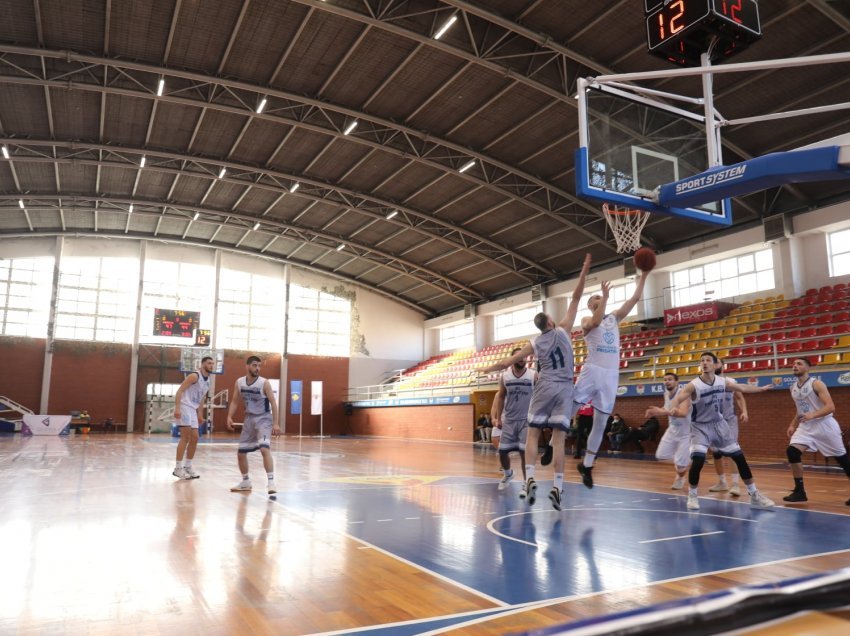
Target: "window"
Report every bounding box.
[287,284,351,356]
[141,259,214,342]
[218,269,285,352]
[575,282,638,324]
[55,256,139,342]
[828,228,850,277]
[439,321,473,351]
[670,248,774,306]
[0,257,53,337]
[494,305,541,341]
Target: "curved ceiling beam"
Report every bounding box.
[0,138,548,282]
[0,229,431,315]
[0,45,613,246]
[0,193,480,303]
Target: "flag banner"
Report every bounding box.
[290,380,302,415]
[311,381,323,415]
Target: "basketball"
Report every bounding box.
[633,247,656,272]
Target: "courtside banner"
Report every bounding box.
[663,301,736,327]
[352,395,471,407]
[290,380,302,415]
[311,381,323,415]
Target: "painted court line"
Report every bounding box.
[640,530,726,544]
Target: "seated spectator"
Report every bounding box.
[606,414,629,452]
[620,416,660,454]
[476,413,493,443]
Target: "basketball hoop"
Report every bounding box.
[602,203,650,253]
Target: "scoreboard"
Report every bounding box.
[153,308,200,338]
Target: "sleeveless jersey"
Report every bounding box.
[791,377,831,423]
[501,367,536,421]
[689,375,728,425]
[180,371,210,409]
[531,327,574,382]
[238,376,271,415]
[664,385,691,428]
[584,313,620,370]
[720,376,737,421]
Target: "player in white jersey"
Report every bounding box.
[647,352,775,511]
[227,355,281,495]
[707,360,748,496]
[572,268,649,489]
[650,372,692,490]
[783,357,850,505]
[172,355,214,480]
[491,348,537,491]
[481,253,591,511]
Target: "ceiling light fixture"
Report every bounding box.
[458,159,476,173]
[336,243,346,251]
[386,210,398,220]
[140,156,146,168]
[1,146,8,159]
[157,78,165,97]
[434,14,457,40]
[18,199,24,208]
[253,222,261,230]
[218,167,226,179]
[290,182,300,193]
[193,212,200,221]
[129,204,134,214]
[256,98,267,114]
[343,120,358,135]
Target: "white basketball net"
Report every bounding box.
[602,203,650,253]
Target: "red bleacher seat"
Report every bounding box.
[754,359,772,370]
[779,357,793,368]
[786,329,801,339]
[775,309,788,318]
[761,321,774,330]
[834,323,850,334]
[800,328,817,338]
[820,337,838,348]
[725,361,741,372]
[619,360,628,369]
[773,319,787,329]
[801,306,818,316]
[756,333,773,342]
[786,307,802,317]
[755,345,773,356]
[805,288,817,296]
[741,346,756,356]
[780,342,802,353]
[743,334,757,344]
[835,283,848,291]
[790,298,804,307]
[818,325,834,336]
[785,317,801,328]
[801,339,819,351]
[833,301,849,311]
[800,316,818,327]
[729,347,743,357]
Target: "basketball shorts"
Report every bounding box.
[572,364,620,415]
[656,422,692,467]
[238,413,274,453]
[176,408,199,429]
[690,419,740,455]
[790,416,846,457]
[527,380,573,431]
[498,418,527,452]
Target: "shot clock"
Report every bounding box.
[646,0,761,67]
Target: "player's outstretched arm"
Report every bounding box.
[479,343,533,373]
[613,269,649,322]
[728,379,774,394]
[558,253,592,331]
[647,383,694,419]
[583,280,610,331]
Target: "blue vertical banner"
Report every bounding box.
[290,380,302,415]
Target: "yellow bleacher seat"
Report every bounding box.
[717,349,730,358]
[733,326,748,335]
[678,334,690,342]
[822,353,841,365]
[718,337,732,347]
[673,343,686,353]
[655,369,666,378]
[664,344,674,354]
[659,355,671,364]
[746,323,759,333]
[842,352,850,363]
[835,336,850,348]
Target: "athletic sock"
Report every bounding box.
[242,473,250,481]
[184,460,192,469]
[794,477,804,490]
[504,469,513,478]
[731,474,739,485]
[688,487,698,496]
[525,465,535,479]
[746,482,757,495]
[174,461,183,471]
[554,473,563,491]
[267,472,274,481]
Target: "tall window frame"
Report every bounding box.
[287,283,351,356]
[218,268,285,352]
[0,257,53,337]
[494,304,542,341]
[670,248,774,307]
[140,259,215,343]
[439,321,474,351]
[827,228,850,278]
[575,282,638,324]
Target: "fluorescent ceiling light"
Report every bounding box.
[290,182,299,193]
[18,199,24,208]
[336,243,345,251]
[140,156,146,168]
[256,98,267,114]
[193,212,200,221]
[157,78,165,97]
[1,146,8,159]
[218,167,226,179]
[343,120,358,135]
[458,159,476,173]
[129,204,134,214]
[434,14,457,40]
[253,222,260,230]
[386,210,398,220]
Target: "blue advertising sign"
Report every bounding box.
[290,380,302,415]
[352,395,471,408]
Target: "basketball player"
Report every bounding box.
[491,347,537,491]
[783,357,850,505]
[647,352,775,511]
[480,253,592,511]
[572,268,649,489]
[227,355,281,494]
[649,372,691,490]
[172,355,214,479]
[708,359,748,497]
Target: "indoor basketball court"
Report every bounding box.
[2,1,850,635]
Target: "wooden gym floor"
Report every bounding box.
[2,433,849,635]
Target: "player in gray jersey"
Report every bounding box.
[647,352,775,511]
[172,355,214,480]
[649,372,692,490]
[491,349,537,491]
[481,254,591,511]
[227,355,281,495]
[783,357,850,505]
[708,359,748,496]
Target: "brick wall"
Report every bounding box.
[0,336,45,412]
[285,354,349,436]
[349,404,475,442]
